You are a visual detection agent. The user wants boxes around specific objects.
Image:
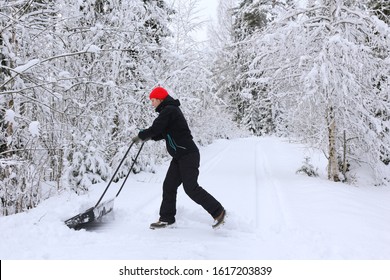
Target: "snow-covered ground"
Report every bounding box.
[1,137,390,261]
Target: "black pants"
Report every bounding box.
[159,152,223,224]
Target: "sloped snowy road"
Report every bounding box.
[1,137,390,260]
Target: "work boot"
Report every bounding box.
[212,209,226,229]
[150,220,174,230]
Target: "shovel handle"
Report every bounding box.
[115,141,145,198]
[94,141,142,207]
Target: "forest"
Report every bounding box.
[1,0,389,216]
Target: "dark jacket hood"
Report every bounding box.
[155,95,180,113]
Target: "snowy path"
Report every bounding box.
[1,137,390,260]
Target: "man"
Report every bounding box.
[133,86,226,229]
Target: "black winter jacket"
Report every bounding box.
[138,95,199,159]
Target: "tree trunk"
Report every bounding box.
[327,106,340,182]
[342,130,347,181]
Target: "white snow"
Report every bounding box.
[28,121,40,137]
[12,59,40,76]
[1,137,390,262]
[4,109,15,123]
[83,44,101,53]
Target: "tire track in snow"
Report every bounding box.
[200,140,233,175]
[199,138,259,232]
[255,138,289,233]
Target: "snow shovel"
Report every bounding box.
[64,141,145,229]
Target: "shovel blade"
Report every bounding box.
[65,198,115,230]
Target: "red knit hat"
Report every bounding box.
[149,86,168,100]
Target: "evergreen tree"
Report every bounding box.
[211,0,286,135]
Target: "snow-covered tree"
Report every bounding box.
[0,0,175,212]
[0,0,58,214]
[55,0,174,192]
[208,0,238,115]
[250,0,390,182]
[367,0,390,24]
[0,0,239,216]
[210,0,287,135]
[165,0,239,145]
